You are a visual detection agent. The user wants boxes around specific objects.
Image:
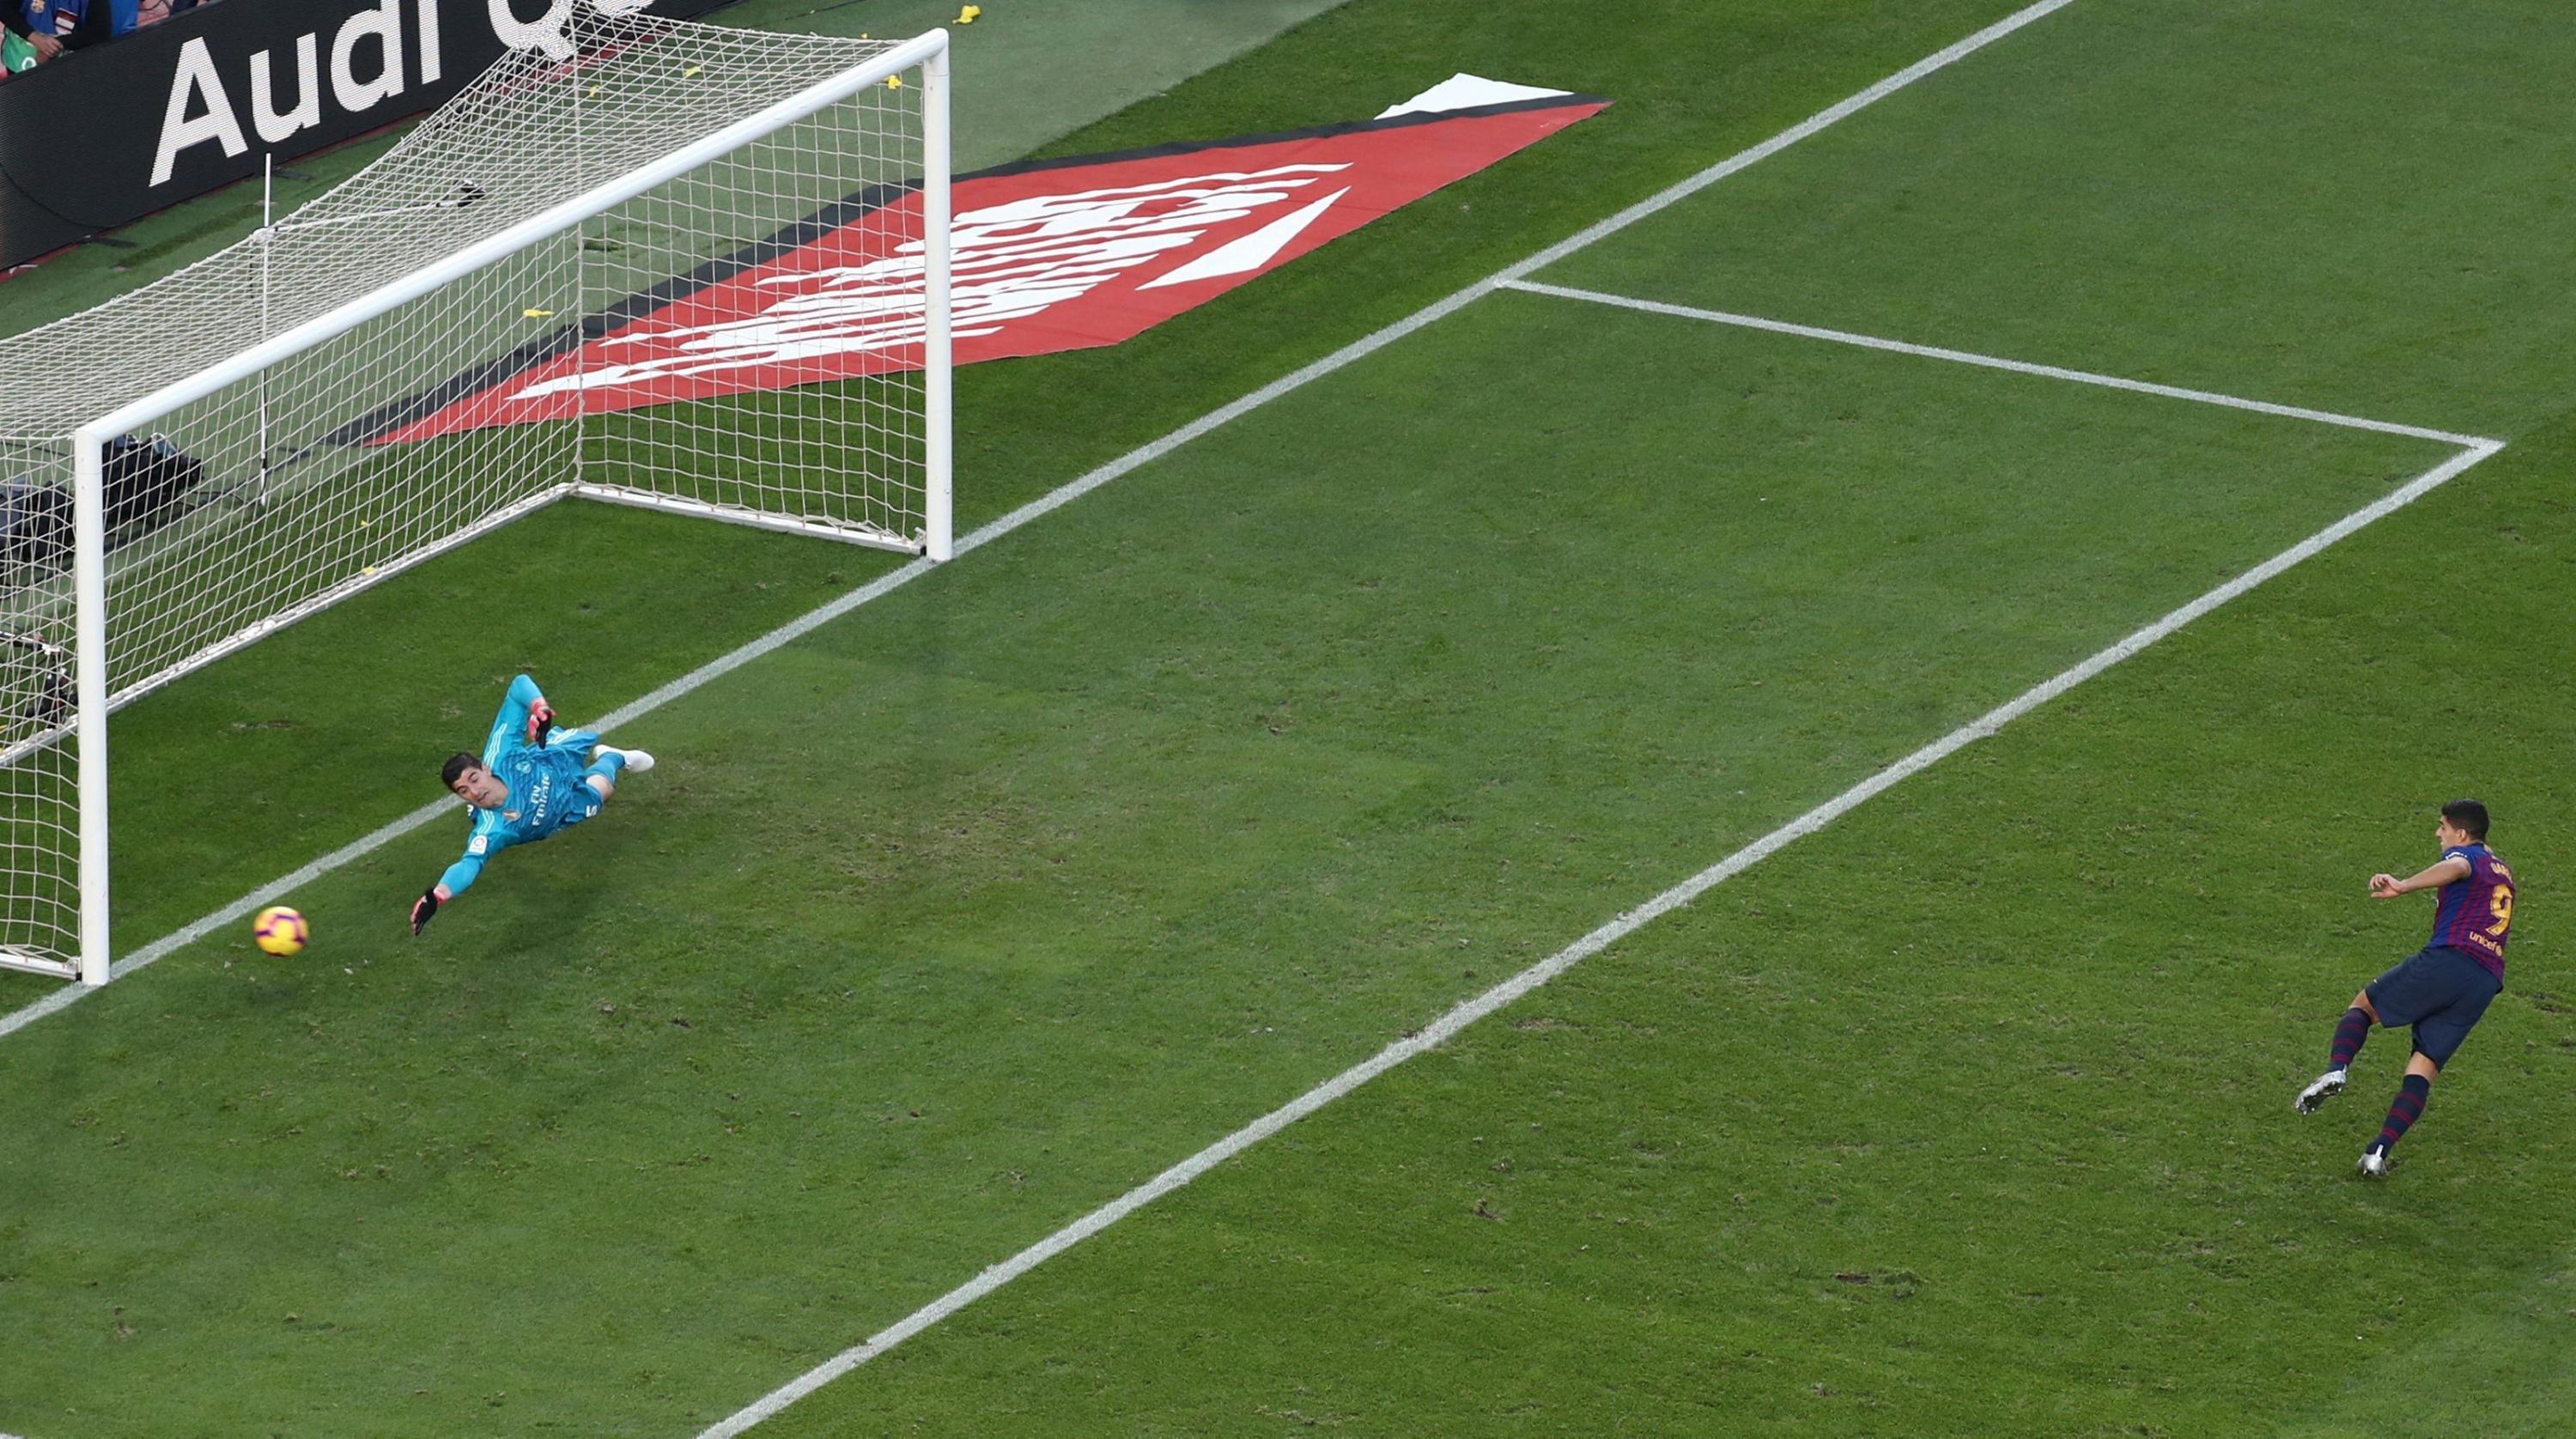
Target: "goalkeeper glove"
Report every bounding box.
[526,699,556,745]
[410,885,441,936]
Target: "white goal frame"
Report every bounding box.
[9,28,951,987]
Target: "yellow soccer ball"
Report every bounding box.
[252,905,308,956]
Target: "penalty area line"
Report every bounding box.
[1498,281,2497,448]
[690,459,2507,1430]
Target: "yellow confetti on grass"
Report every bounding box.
[523,308,554,319]
[957,4,981,22]
[885,74,902,89]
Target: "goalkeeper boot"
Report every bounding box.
[588,744,654,774]
[2293,1069,2347,1114]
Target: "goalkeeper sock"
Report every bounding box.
[585,748,627,781]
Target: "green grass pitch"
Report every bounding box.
[8,0,2576,1435]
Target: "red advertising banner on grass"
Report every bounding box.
[363,92,1607,443]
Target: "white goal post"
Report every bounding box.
[0,15,951,985]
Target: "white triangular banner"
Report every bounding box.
[1138,185,1350,290]
[1376,74,1572,120]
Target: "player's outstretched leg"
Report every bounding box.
[2296,992,2375,1114]
[591,744,653,775]
[2294,1068,2347,1114]
[2358,1053,2438,1178]
[579,744,653,803]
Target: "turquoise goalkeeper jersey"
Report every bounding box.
[438,674,602,896]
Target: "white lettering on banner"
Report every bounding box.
[330,0,407,112]
[249,35,323,144]
[487,0,574,59]
[151,0,448,186]
[489,0,650,61]
[507,163,1352,402]
[417,0,443,82]
[154,40,251,185]
[149,1,702,190]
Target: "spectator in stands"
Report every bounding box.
[5,0,209,65]
[1,1,63,70]
[29,0,136,51]
[136,0,214,29]
[2,0,208,73]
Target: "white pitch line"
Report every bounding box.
[1489,0,2084,290]
[0,0,2085,1043]
[697,435,2501,1439]
[1501,280,2498,448]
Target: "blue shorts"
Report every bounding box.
[2365,945,2501,1066]
[544,726,600,759]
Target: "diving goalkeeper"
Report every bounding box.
[410,672,653,935]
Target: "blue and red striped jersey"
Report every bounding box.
[2428,843,2514,978]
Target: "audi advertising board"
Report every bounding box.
[0,0,727,269]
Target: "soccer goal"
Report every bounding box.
[0,14,951,985]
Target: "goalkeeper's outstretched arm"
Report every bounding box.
[416,749,511,936]
[480,672,557,766]
[411,850,487,935]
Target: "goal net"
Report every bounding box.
[0,13,951,984]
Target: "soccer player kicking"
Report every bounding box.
[2294,800,2515,1178]
[409,672,653,936]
